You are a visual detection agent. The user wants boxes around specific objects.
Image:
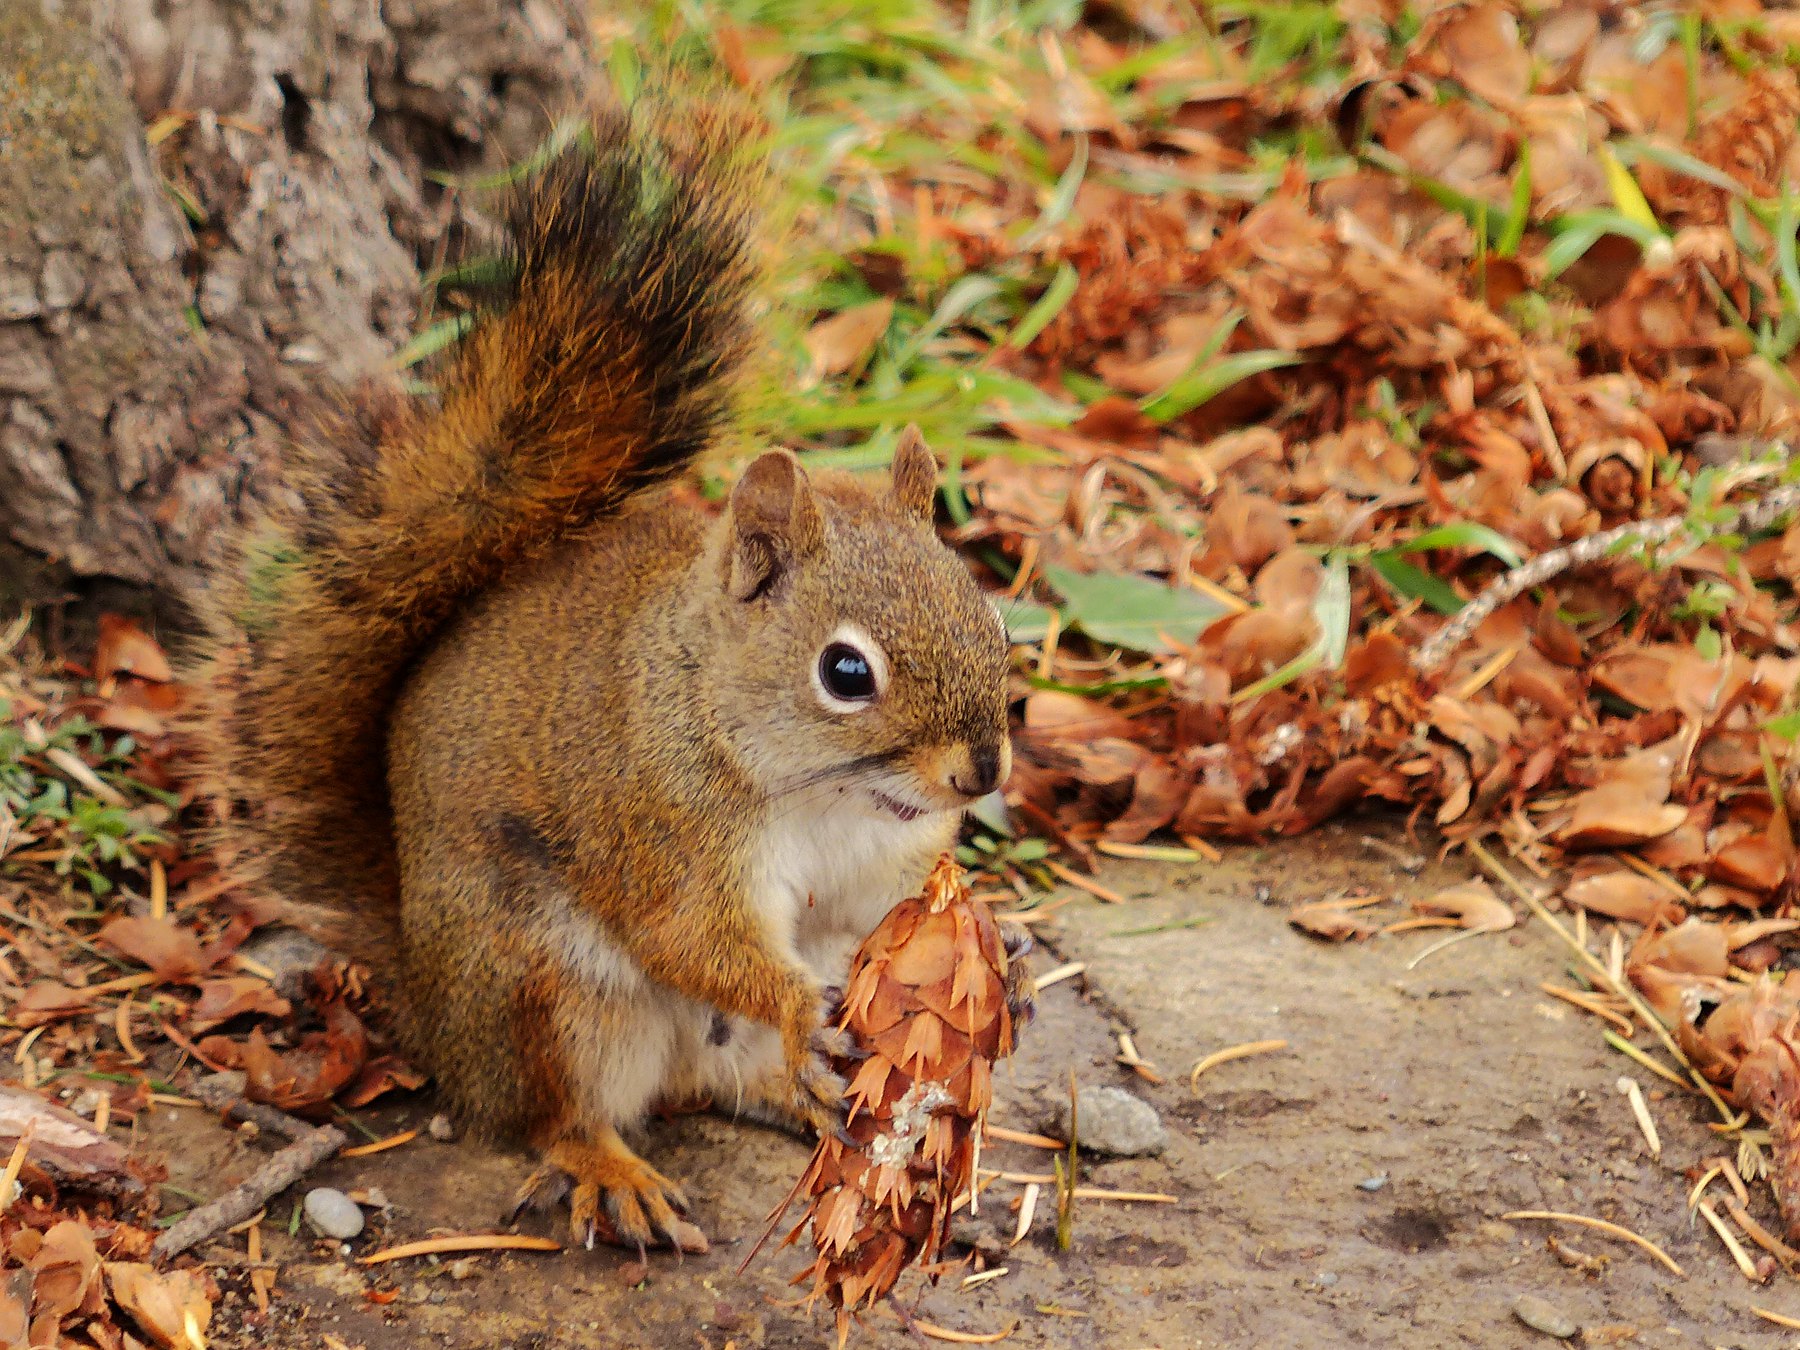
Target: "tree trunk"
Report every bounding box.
[0,0,590,622]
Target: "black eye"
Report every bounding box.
[819,643,877,701]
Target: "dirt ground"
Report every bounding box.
[140,821,1800,1349]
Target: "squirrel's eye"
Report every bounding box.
[819,643,877,702]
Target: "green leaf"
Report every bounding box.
[1142,348,1302,424]
[995,598,1058,644]
[1496,141,1532,258]
[1017,134,1089,249]
[1599,143,1663,235]
[393,313,475,369]
[1396,521,1524,568]
[1043,565,1225,653]
[607,37,643,105]
[1006,262,1079,350]
[1231,552,1352,700]
[1766,711,1800,741]
[891,273,1004,368]
[1315,552,1352,669]
[1541,210,1661,279]
[1619,137,1745,196]
[1368,553,1465,615]
[968,791,1014,838]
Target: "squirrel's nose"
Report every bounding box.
[951,742,1009,799]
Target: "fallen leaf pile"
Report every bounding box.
[15,0,1800,1310]
[771,855,1024,1346]
[1,621,420,1128]
[727,2,1800,1241]
[0,1087,210,1350]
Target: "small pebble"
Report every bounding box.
[1047,1086,1167,1157]
[1315,1271,1338,1288]
[428,1113,457,1142]
[1512,1294,1578,1340]
[446,1258,479,1280]
[1357,1174,1389,1192]
[304,1187,365,1240]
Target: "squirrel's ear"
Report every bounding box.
[890,424,937,523]
[726,450,824,600]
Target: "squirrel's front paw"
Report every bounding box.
[509,1131,707,1256]
[1001,922,1037,1032]
[782,1022,852,1142]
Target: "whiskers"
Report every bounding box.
[759,750,899,828]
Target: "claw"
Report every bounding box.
[523,1132,707,1258]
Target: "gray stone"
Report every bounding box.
[0,269,41,320]
[1047,1086,1167,1157]
[304,1187,364,1240]
[38,253,84,310]
[240,927,332,999]
[1512,1294,1577,1340]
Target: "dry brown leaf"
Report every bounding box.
[29,1221,104,1322]
[11,982,97,1029]
[93,614,173,684]
[96,917,207,984]
[105,1263,211,1350]
[1557,782,1687,850]
[1562,870,1685,927]
[803,300,894,385]
[1413,880,1515,932]
[1288,900,1378,943]
[184,977,292,1035]
[1434,3,1532,107]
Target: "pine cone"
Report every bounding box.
[776,854,1032,1345]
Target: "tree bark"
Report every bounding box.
[0,0,590,621]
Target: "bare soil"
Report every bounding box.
[143,822,1796,1348]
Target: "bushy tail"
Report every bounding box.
[190,101,765,962]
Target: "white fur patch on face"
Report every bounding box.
[811,621,889,715]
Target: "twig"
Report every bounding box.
[1413,481,1800,672]
[1696,1200,1763,1283]
[360,1234,562,1264]
[1725,1198,1800,1272]
[1502,1210,1685,1277]
[188,1075,314,1141]
[985,1125,1064,1150]
[153,1122,345,1263]
[1045,860,1125,904]
[1189,1039,1288,1090]
[152,1076,347,1264]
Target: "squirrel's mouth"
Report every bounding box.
[871,790,928,822]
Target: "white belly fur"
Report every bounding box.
[546,785,957,1128]
[748,783,957,980]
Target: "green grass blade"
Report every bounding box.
[1006,262,1080,350]
[1142,349,1302,424]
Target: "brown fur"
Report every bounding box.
[186,101,765,967]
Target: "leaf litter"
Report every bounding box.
[16,0,1800,1337]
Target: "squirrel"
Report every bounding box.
[191,100,1032,1254]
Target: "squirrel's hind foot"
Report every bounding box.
[510,1129,707,1255]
